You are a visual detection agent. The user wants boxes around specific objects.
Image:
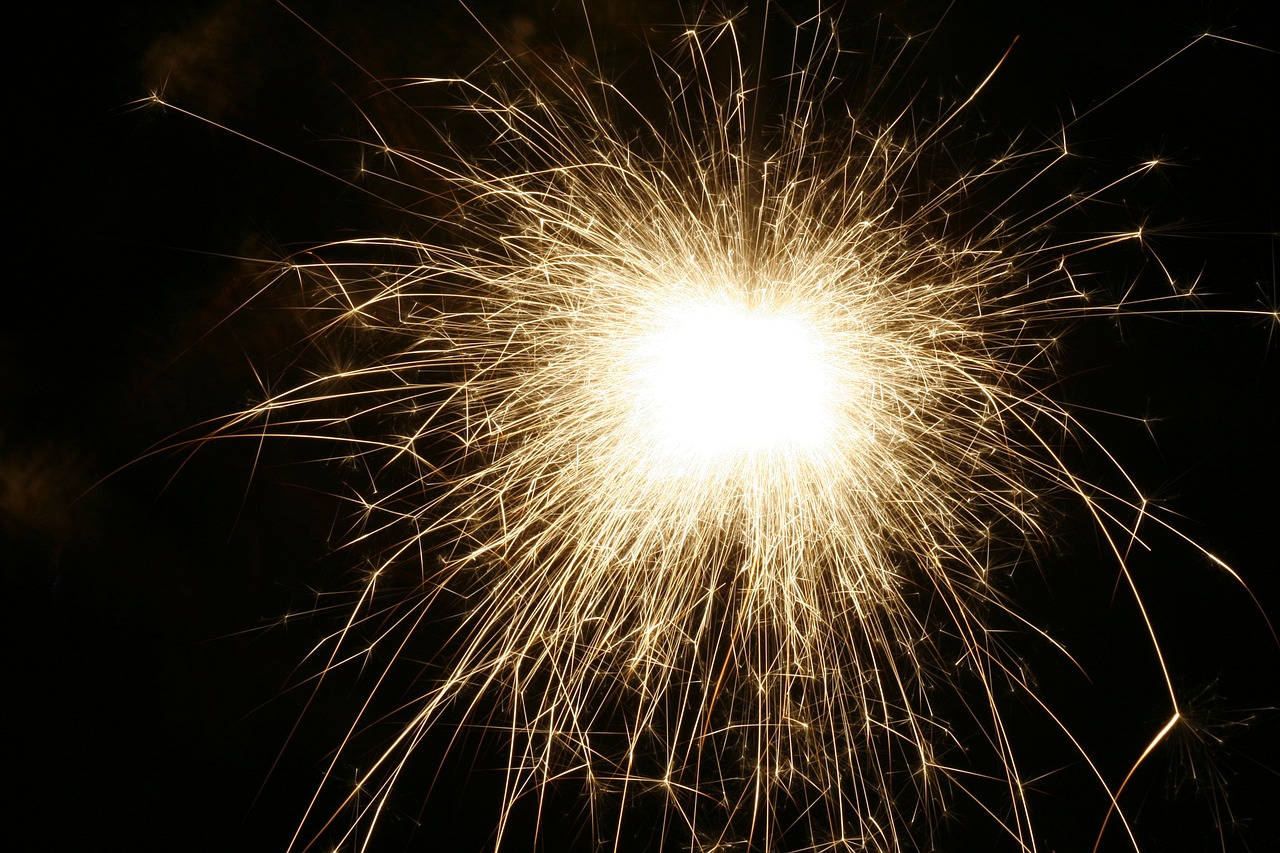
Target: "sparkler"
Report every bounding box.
[156,3,1275,851]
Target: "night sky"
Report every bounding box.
[6,1,1278,852]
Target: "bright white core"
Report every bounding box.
[633,300,835,459]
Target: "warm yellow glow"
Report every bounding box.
[179,10,1271,853]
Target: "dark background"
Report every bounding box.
[5,1,1277,851]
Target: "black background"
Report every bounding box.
[5,1,1277,851]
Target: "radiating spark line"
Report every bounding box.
[152,4,1277,852]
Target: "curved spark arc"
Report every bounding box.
[179,6,1275,853]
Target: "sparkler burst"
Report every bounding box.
[153,3,1276,851]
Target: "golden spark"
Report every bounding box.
[155,4,1276,852]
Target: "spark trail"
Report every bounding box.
[169,4,1276,852]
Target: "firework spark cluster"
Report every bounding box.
[188,6,1273,852]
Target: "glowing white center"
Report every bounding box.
[638,301,834,457]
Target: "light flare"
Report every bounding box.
[632,296,836,460]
